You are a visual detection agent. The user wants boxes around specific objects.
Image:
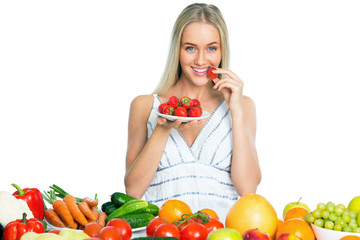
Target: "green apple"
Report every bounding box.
[348,196,360,214]
[207,228,243,240]
[282,198,310,219]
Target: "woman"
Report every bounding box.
[124,3,261,218]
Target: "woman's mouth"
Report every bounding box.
[192,67,209,76]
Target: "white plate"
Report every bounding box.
[132,226,146,232]
[155,110,210,123]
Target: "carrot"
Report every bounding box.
[97,212,107,227]
[82,197,98,208]
[91,207,99,221]
[63,195,88,226]
[45,208,66,228]
[53,199,76,229]
[78,202,97,221]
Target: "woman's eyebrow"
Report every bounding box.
[182,41,219,46]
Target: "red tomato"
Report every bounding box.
[174,106,187,117]
[207,67,217,79]
[180,222,208,240]
[106,218,132,240]
[154,223,181,238]
[203,218,224,235]
[177,218,196,232]
[47,229,61,234]
[167,96,179,108]
[146,217,166,237]
[98,226,122,240]
[83,238,102,240]
[84,222,103,237]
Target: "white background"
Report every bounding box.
[1,0,360,219]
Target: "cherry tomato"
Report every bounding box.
[207,67,217,79]
[47,229,61,234]
[146,217,166,237]
[84,222,103,237]
[203,218,224,235]
[98,226,122,240]
[154,223,181,238]
[106,218,132,240]
[180,222,208,240]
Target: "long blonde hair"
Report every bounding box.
[153,3,230,95]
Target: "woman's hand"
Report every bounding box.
[212,68,244,112]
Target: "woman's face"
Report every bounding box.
[179,21,222,86]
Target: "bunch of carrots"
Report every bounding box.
[42,184,107,230]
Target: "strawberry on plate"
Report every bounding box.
[180,96,193,110]
[174,106,187,117]
[188,107,203,117]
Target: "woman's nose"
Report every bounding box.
[195,50,206,65]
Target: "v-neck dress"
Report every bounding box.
[144,94,239,218]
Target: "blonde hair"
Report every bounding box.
[153,3,230,95]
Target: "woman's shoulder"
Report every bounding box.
[129,94,155,119]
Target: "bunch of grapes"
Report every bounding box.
[305,202,360,233]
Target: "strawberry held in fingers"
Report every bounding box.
[207,67,218,79]
[180,96,193,109]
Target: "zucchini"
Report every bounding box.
[132,237,179,240]
[117,213,154,228]
[106,199,148,223]
[110,192,159,216]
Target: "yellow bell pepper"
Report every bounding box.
[20,232,63,240]
[20,229,90,240]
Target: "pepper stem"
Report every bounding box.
[22,213,28,224]
[11,183,26,195]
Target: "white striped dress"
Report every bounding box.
[144,94,239,220]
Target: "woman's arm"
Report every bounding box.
[230,96,261,196]
[124,95,172,198]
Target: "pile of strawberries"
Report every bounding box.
[158,96,203,117]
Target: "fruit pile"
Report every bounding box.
[305,200,360,233]
[158,96,203,117]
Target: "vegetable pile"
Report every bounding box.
[158,96,203,117]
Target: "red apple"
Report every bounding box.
[242,229,271,240]
[277,233,302,240]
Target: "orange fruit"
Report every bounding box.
[158,199,192,223]
[275,218,315,240]
[340,236,360,240]
[284,206,309,221]
[199,208,219,219]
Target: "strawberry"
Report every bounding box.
[158,103,169,113]
[180,96,193,110]
[192,99,201,107]
[188,107,203,117]
[207,67,217,79]
[174,106,187,117]
[167,96,179,108]
[162,105,174,115]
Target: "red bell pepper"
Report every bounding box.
[11,183,45,220]
[3,213,45,240]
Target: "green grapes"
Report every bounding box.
[304,200,360,233]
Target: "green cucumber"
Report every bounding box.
[117,213,154,228]
[105,199,148,223]
[110,192,159,216]
[101,201,114,212]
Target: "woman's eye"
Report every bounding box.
[186,46,194,51]
[209,46,216,51]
